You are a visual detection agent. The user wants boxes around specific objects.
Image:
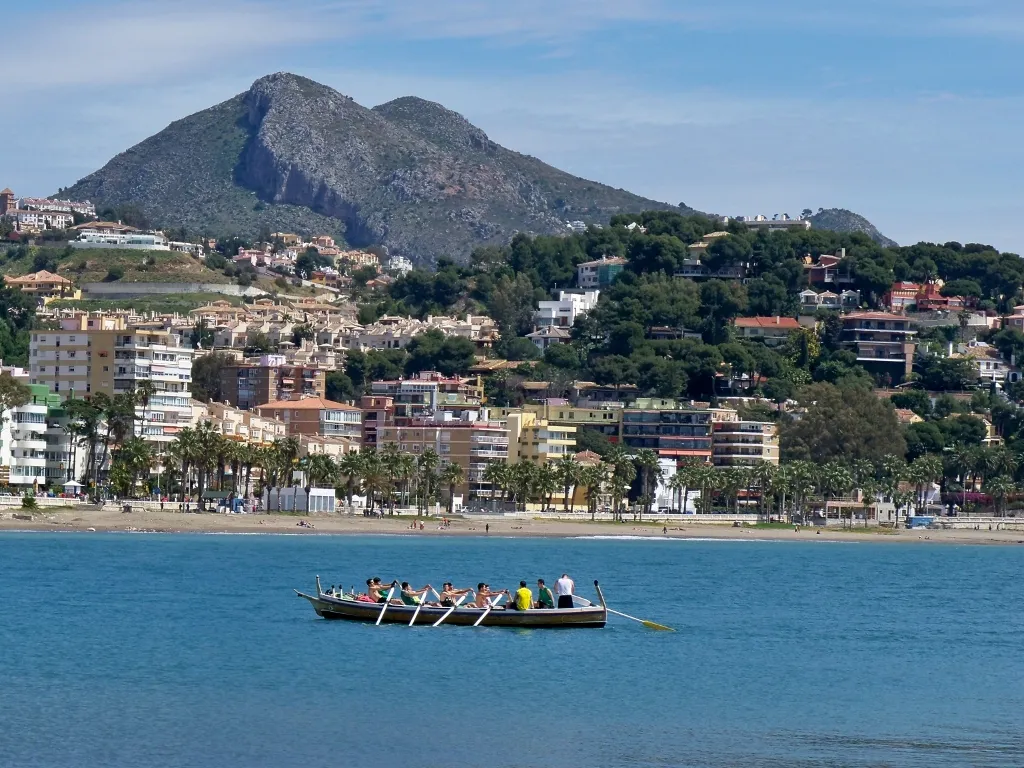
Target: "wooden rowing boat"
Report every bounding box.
[295,577,607,628]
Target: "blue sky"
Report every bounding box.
[3,0,1023,251]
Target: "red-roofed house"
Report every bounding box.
[883,281,920,312]
[915,282,971,312]
[255,396,362,441]
[732,316,801,346]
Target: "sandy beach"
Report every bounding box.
[1,506,1023,545]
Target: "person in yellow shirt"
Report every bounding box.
[514,580,533,611]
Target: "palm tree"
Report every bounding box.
[380,444,402,514]
[788,461,818,522]
[337,451,363,510]
[134,380,156,434]
[110,437,153,498]
[579,463,606,520]
[858,477,880,527]
[819,461,853,527]
[667,471,686,515]
[985,475,1016,517]
[418,449,441,513]
[360,449,388,514]
[555,454,581,512]
[509,461,538,511]
[536,463,559,511]
[396,453,416,509]
[440,462,464,515]
[610,457,636,521]
[634,449,661,518]
[167,427,197,501]
[908,454,942,516]
[191,422,221,510]
[482,461,509,506]
[302,453,337,511]
[752,462,777,522]
[769,464,792,522]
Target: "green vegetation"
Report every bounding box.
[0,244,231,284]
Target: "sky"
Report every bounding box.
[3,0,1023,252]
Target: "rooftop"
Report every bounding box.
[257,396,360,411]
[733,316,800,330]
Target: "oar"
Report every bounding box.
[375,582,398,626]
[432,592,469,627]
[408,585,437,627]
[573,594,673,631]
[472,592,505,627]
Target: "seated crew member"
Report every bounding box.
[438,582,472,606]
[535,578,555,609]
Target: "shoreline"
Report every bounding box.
[2,508,1024,545]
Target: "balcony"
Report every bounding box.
[471,448,508,459]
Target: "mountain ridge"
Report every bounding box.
[63,73,681,262]
[60,72,896,258]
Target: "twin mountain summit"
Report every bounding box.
[62,73,892,262]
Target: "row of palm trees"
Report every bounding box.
[60,381,1024,519]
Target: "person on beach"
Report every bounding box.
[536,578,555,609]
[400,582,436,606]
[438,582,472,607]
[555,573,575,608]
[514,581,533,611]
[473,583,507,608]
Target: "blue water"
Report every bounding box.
[2,534,1023,768]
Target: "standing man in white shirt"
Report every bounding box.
[555,573,575,609]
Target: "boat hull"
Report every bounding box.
[296,591,606,628]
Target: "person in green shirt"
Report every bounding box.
[535,578,555,609]
[514,581,533,611]
[399,582,434,606]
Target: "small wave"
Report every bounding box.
[569,535,776,542]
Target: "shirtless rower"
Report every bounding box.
[472,583,508,608]
[438,582,473,607]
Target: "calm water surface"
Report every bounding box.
[1,533,1022,768]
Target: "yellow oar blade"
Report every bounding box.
[641,620,674,631]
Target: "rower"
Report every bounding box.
[400,582,435,607]
[439,582,472,606]
[473,583,506,608]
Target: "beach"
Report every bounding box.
[2,506,1023,544]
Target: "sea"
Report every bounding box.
[1,533,1022,768]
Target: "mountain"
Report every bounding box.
[62,73,680,263]
[808,208,897,247]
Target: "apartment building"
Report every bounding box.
[504,410,576,465]
[370,372,483,425]
[199,401,288,446]
[0,384,52,488]
[840,312,917,380]
[29,315,195,452]
[619,399,716,460]
[220,358,326,409]
[255,396,362,441]
[376,411,508,500]
[576,256,626,289]
[710,411,780,467]
[359,395,394,450]
[493,402,621,445]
